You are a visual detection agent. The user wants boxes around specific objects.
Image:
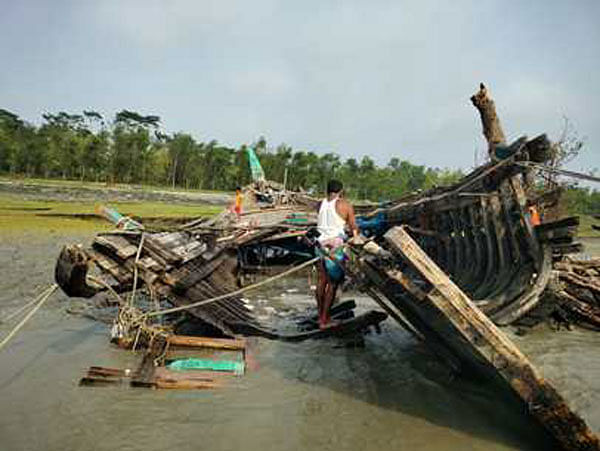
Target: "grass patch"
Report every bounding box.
[578,214,599,238]
[0,175,228,195]
[0,193,221,235]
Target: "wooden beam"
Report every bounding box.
[154,379,221,390]
[166,335,246,351]
[130,339,164,388]
[93,235,138,260]
[381,226,599,451]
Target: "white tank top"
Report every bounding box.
[317,197,346,243]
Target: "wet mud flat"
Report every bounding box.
[0,232,599,451]
[0,178,232,205]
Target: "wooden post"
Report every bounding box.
[470,83,506,158]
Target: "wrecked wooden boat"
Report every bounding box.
[357,133,580,326]
[55,223,386,340]
[54,131,582,334]
[52,83,599,447]
[346,226,599,450]
[55,82,594,336]
[354,83,591,328]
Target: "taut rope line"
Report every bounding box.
[144,256,320,318]
[0,284,58,352]
[0,285,55,324]
[128,232,146,307]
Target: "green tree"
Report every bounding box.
[110,110,160,183]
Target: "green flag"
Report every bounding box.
[246,147,266,182]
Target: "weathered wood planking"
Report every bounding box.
[144,234,183,264]
[370,226,599,451]
[166,335,246,351]
[130,339,164,388]
[93,235,138,260]
[87,249,132,284]
[137,256,162,273]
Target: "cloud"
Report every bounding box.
[80,0,236,48]
[227,67,296,98]
[1,0,599,174]
[85,0,251,48]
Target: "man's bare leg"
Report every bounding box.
[316,261,327,325]
[319,280,340,329]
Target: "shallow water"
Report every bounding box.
[0,233,598,451]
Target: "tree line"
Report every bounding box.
[563,186,600,216]
[1,108,597,210]
[0,108,468,200]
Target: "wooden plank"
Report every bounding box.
[130,339,164,388]
[93,235,138,260]
[79,376,124,387]
[468,204,487,293]
[166,335,246,351]
[80,366,133,387]
[144,235,183,264]
[230,310,388,342]
[154,379,221,389]
[490,249,552,326]
[171,253,228,294]
[154,366,228,388]
[382,226,599,451]
[137,256,162,273]
[535,216,580,233]
[509,176,541,269]
[87,366,132,377]
[473,197,497,299]
[173,240,208,263]
[87,249,132,285]
[154,367,227,381]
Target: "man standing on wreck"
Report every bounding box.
[315,179,360,329]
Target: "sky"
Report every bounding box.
[1,0,599,176]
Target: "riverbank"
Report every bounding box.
[0,192,222,234]
[0,176,233,205]
[2,175,598,236]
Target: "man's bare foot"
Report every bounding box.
[318,320,341,331]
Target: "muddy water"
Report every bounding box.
[0,233,598,451]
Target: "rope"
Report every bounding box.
[385,148,523,216]
[87,276,125,305]
[517,162,600,184]
[145,256,320,318]
[87,274,163,346]
[0,284,58,352]
[0,285,55,324]
[128,232,146,307]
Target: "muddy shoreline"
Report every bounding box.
[0,191,599,451]
[0,178,232,205]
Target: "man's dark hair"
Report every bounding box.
[327,179,343,194]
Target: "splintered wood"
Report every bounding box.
[551,257,600,330]
[356,226,599,451]
[79,335,246,390]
